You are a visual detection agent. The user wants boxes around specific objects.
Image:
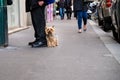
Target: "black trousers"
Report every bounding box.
[66,7,72,19]
[30,7,47,43]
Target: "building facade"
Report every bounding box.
[7,0,27,31]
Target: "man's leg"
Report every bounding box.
[82,11,87,31]
[77,11,82,33]
[30,7,47,47]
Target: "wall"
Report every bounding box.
[7,0,27,30]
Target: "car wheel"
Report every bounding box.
[98,16,103,26]
[117,27,120,43]
[112,25,118,40]
[98,19,103,26]
[103,22,110,32]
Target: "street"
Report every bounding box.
[0,17,120,80]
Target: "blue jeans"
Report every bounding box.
[59,8,65,19]
[77,11,88,29]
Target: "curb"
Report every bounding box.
[89,20,120,64]
[8,26,30,35]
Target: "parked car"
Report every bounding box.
[97,0,113,31]
[111,0,120,42]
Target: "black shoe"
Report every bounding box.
[28,40,38,45]
[31,41,47,48]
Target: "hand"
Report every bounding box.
[38,1,44,6]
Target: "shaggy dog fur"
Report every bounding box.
[45,26,58,47]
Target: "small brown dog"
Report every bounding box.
[45,26,58,47]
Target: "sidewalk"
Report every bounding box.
[0,18,120,80]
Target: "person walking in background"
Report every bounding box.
[58,0,65,20]
[64,0,72,20]
[73,0,89,33]
[25,0,47,48]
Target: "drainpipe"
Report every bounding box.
[0,0,8,47]
[0,0,12,47]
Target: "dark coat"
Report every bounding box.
[58,0,65,8]
[73,0,88,12]
[25,0,46,12]
[64,0,72,8]
[7,0,13,5]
